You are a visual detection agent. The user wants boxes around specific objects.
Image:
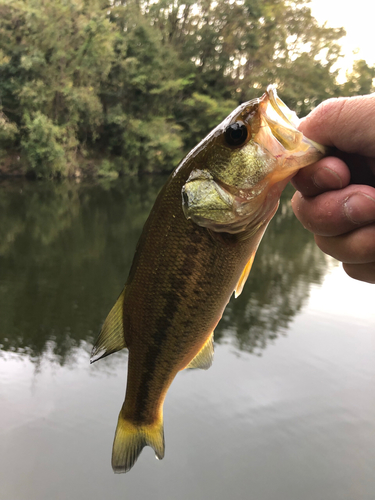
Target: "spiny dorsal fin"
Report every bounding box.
[234,253,255,298]
[90,288,127,363]
[186,332,214,370]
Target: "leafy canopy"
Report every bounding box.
[0,0,372,177]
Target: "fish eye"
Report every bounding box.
[224,122,249,147]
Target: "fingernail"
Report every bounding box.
[313,167,343,190]
[291,191,303,202]
[344,193,375,224]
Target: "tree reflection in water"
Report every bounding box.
[0,179,331,365]
[216,187,331,353]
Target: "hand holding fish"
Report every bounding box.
[291,94,375,284]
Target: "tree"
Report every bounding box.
[0,0,360,177]
[342,59,375,96]
[0,0,115,174]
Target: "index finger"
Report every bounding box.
[299,94,375,158]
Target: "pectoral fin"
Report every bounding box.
[186,332,214,370]
[235,253,255,298]
[90,288,127,363]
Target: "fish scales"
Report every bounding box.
[91,86,327,473]
[122,170,250,422]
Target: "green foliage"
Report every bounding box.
[342,60,375,96]
[178,93,237,150]
[0,110,18,151]
[97,159,119,178]
[0,0,371,177]
[21,112,66,177]
[0,0,114,175]
[105,109,184,173]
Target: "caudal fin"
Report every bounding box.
[111,410,165,473]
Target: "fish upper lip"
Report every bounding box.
[259,86,301,140]
[264,85,300,128]
[259,85,326,156]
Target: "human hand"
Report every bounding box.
[291,94,375,284]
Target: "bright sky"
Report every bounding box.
[309,0,374,79]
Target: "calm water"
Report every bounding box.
[0,178,374,500]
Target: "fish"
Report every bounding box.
[90,85,326,473]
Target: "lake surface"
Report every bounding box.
[0,177,374,500]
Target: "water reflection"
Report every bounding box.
[0,179,330,364]
[217,188,330,353]
[0,177,164,364]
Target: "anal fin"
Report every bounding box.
[234,253,255,298]
[90,288,127,363]
[186,332,214,370]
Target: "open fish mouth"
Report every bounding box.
[258,85,326,160]
[264,85,301,131]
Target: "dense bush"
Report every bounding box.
[21,113,66,177]
[0,110,18,153]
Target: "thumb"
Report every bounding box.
[298,94,375,158]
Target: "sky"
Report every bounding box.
[309,0,374,78]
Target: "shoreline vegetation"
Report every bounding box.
[0,151,130,179]
[0,0,374,179]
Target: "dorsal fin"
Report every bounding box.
[185,332,214,370]
[234,253,255,298]
[90,288,127,363]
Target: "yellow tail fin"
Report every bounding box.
[111,409,165,473]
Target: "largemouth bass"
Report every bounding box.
[91,86,326,473]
